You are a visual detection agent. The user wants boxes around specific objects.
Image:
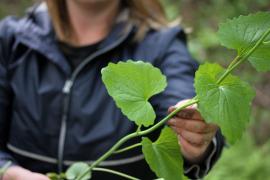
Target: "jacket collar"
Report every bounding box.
[14,3,134,76]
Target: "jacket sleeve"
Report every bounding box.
[151,28,224,179]
[0,20,18,169]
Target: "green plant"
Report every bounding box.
[63,12,270,180]
[2,12,270,180]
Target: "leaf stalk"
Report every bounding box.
[92,168,140,180]
[113,143,142,154]
[217,28,270,84]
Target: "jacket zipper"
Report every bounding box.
[57,25,132,173]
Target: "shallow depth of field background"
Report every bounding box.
[1,0,270,179]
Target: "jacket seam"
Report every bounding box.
[7,144,144,167]
[184,137,217,179]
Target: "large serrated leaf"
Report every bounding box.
[194,63,255,144]
[142,126,187,180]
[218,12,270,72]
[101,60,167,127]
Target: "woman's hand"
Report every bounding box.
[3,166,50,180]
[167,99,218,163]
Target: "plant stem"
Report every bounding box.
[138,99,199,137]
[136,125,142,133]
[113,143,142,154]
[227,55,241,69]
[230,28,270,69]
[76,98,198,180]
[217,28,270,84]
[92,167,140,180]
[263,40,270,45]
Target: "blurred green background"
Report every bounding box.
[160,1,270,179]
[1,0,270,179]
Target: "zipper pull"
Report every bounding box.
[63,80,73,94]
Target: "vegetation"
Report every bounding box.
[206,133,270,180]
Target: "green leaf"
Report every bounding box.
[46,172,66,180]
[142,126,187,180]
[101,60,167,127]
[194,63,256,144]
[66,162,91,180]
[218,12,270,72]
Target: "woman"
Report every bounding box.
[0,0,224,179]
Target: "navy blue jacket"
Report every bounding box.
[0,5,224,180]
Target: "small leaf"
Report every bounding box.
[142,126,187,180]
[194,63,256,144]
[66,162,91,180]
[46,172,66,180]
[101,60,167,127]
[218,12,270,72]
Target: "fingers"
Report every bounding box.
[172,124,214,162]
[168,118,218,134]
[171,126,212,146]
[2,166,50,180]
[168,103,202,120]
[168,99,193,114]
[177,134,209,161]
[178,108,202,120]
[167,99,220,162]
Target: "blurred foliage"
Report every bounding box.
[205,134,270,180]
[1,0,270,179]
[0,0,34,18]
[161,0,270,179]
[161,0,270,62]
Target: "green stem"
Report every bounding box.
[92,167,140,180]
[138,98,199,137]
[229,28,270,70]
[217,28,270,84]
[136,125,142,133]
[263,40,270,45]
[113,143,142,154]
[227,55,241,69]
[76,98,198,180]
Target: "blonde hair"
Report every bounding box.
[45,0,172,42]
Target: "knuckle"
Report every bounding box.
[181,120,186,127]
[180,129,186,137]
[193,122,204,132]
[195,136,204,145]
[199,122,207,130]
[198,136,204,143]
[174,118,185,128]
[175,128,182,135]
[167,119,174,125]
